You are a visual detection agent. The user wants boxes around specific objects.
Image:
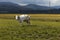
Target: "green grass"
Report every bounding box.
[0,14,60,40]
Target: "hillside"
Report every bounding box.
[0,2,21,13]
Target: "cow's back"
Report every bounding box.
[20,14,30,20]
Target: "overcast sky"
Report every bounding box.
[0,0,60,6]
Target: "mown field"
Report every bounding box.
[0,14,60,40]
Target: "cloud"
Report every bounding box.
[53,0,60,6]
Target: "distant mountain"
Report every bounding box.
[53,6,60,9]
[0,2,34,13]
[24,4,50,10]
[0,2,51,13]
[0,2,22,13]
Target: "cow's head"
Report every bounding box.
[16,15,20,20]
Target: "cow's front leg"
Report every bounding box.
[26,20,30,25]
[18,19,23,25]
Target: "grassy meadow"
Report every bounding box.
[0,14,60,40]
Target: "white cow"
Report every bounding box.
[16,14,30,24]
